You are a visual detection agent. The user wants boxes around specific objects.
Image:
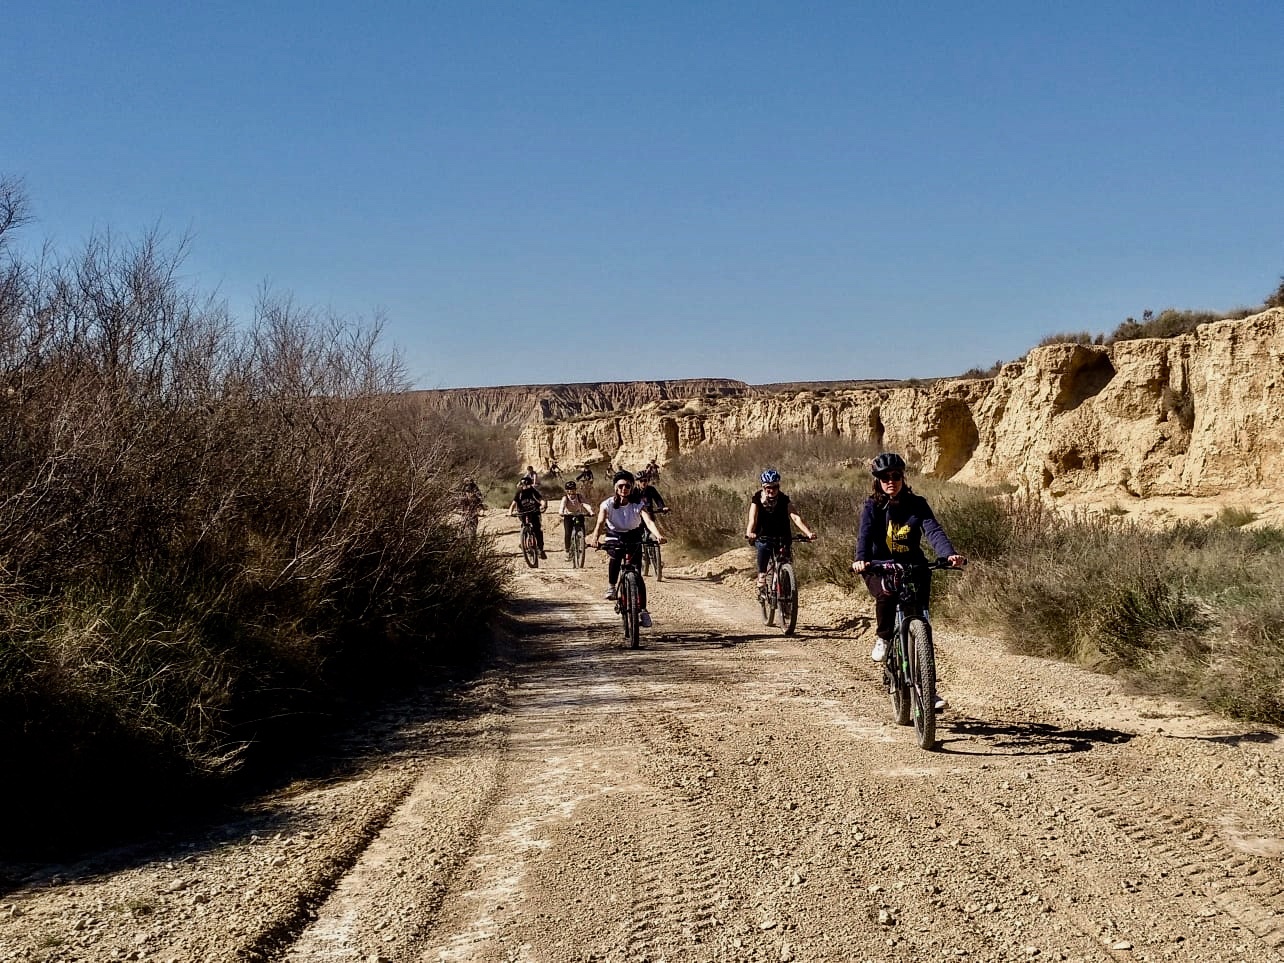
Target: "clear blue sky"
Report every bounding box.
[6,2,1283,389]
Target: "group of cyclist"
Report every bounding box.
[499,452,967,695]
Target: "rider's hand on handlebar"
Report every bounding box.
[947,554,967,568]
[852,560,867,574]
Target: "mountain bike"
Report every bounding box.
[754,534,812,635]
[595,540,647,648]
[865,558,961,751]
[517,509,545,568]
[641,508,668,581]
[565,514,588,568]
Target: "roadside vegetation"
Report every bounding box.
[0,179,508,844]
[959,272,1284,379]
[661,433,1284,726]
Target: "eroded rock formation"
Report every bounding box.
[420,309,1284,502]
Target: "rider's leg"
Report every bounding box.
[863,573,895,661]
[562,517,574,554]
[531,517,546,556]
[755,539,771,589]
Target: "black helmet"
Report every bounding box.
[612,469,635,486]
[564,480,577,490]
[870,452,906,477]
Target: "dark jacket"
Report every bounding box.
[853,491,956,565]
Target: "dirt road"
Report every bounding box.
[5,514,1284,962]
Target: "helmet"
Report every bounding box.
[870,452,907,477]
[613,469,635,486]
[636,470,650,483]
[760,468,781,486]
[564,481,577,490]
[519,476,533,486]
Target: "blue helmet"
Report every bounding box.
[760,468,781,486]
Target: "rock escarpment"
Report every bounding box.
[507,308,1284,502]
[408,379,752,427]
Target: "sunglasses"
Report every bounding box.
[878,472,904,482]
[615,483,633,490]
[762,485,780,492]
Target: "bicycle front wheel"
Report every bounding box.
[521,524,539,567]
[908,618,938,750]
[777,563,797,635]
[571,527,586,568]
[759,561,777,626]
[620,571,642,648]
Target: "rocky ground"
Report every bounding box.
[4,513,1284,962]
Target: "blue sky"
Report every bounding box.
[6,2,1283,389]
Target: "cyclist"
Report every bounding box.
[522,465,539,487]
[548,458,561,477]
[635,471,668,555]
[745,469,816,594]
[589,470,666,628]
[575,464,595,500]
[508,476,548,559]
[458,476,485,524]
[851,452,966,709]
[558,480,594,559]
[645,458,661,482]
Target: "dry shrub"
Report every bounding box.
[0,204,507,843]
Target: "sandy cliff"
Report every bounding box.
[503,308,1284,504]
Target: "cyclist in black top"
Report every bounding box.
[745,468,816,592]
[508,476,547,558]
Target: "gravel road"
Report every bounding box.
[4,514,1284,962]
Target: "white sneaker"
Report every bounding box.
[639,610,652,628]
[870,637,888,662]
[604,587,618,601]
[934,695,949,712]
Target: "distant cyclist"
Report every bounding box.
[558,480,594,558]
[575,464,595,500]
[634,470,667,518]
[745,468,816,594]
[508,476,547,559]
[522,465,539,487]
[548,458,561,477]
[458,476,484,518]
[589,470,666,628]
[645,458,661,482]
[851,452,965,710]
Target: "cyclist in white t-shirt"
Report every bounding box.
[589,469,666,627]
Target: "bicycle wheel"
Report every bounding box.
[620,571,642,648]
[521,523,539,568]
[652,542,663,582]
[571,527,586,568]
[641,541,654,576]
[887,636,911,727]
[908,618,938,750]
[759,561,777,626]
[777,563,797,635]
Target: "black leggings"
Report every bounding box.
[562,515,586,552]
[863,571,930,640]
[605,533,647,609]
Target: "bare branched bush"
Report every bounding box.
[0,197,507,843]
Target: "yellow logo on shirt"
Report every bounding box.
[886,520,912,554]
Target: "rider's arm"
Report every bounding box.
[921,506,965,566]
[508,500,518,516]
[642,509,665,543]
[589,505,607,542]
[745,500,759,540]
[789,511,816,539]
[851,499,876,572]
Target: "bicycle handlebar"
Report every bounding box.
[864,558,965,571]
[746,533,814,542]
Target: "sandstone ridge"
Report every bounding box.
[504,309,1284,508]
[408,378,752,427]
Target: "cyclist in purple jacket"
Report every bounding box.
[851,453,966,706]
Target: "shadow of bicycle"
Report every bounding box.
[938,717,1135,755]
